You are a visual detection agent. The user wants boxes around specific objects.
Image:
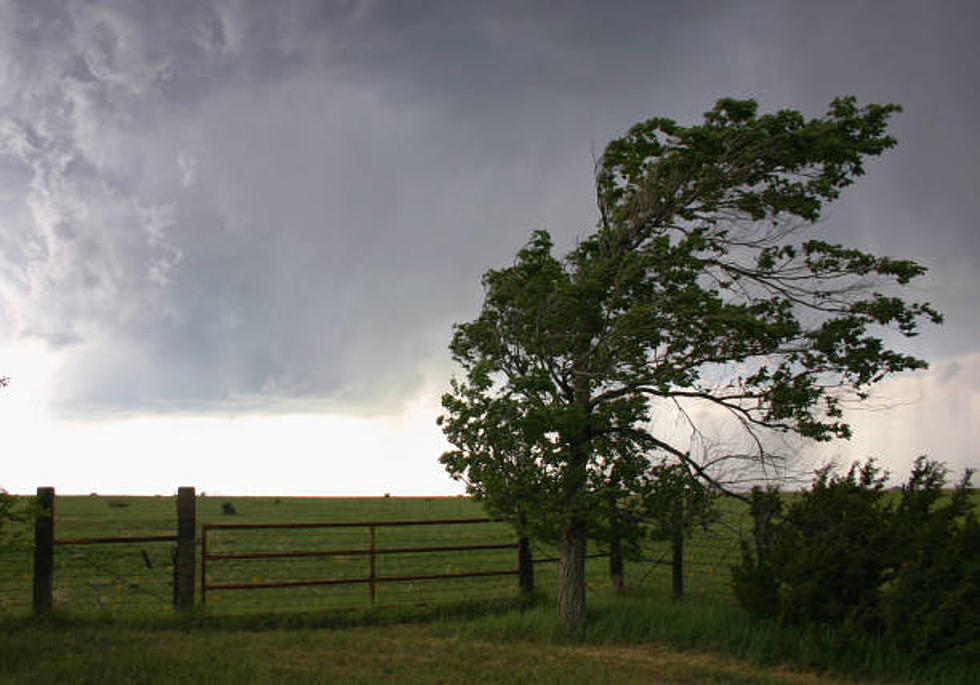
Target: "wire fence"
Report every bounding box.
[0,540,31,614]
[0,494,752,617]
[53,540,176,614]
[631,531,745,601]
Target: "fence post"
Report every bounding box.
[174,486,196,611]
[518,535,534,594]
[368,525,376,604]
[609,536,625,594]
[33,487,55,613]
[200,526,208,607]
[516,508,533,594]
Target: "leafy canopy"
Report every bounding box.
[439,97,941,540]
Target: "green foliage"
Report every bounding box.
[0,377,12,540]
[641,461,719,545]
[0,490,19,543]
[0,491,35,552]
[0,374,24,546]
[779,461,892,630]
[732,457,979,659]
[879,461,980,660]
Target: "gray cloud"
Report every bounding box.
[0,0,977,416]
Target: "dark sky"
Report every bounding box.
[1,0,977,419]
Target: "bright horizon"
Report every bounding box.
[3,340,977,497]
[1,340,458,497]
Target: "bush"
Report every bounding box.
[0,490,17,540]
[733,457,978,659]
[0,489,31,549]
[879,460,980,659]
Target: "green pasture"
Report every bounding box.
[2,493,976,683]
[0,494,748,617]
[2,591,972,684]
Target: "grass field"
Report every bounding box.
[2,493,973,683]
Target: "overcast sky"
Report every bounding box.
[1,0,977,495]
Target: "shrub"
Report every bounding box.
[879,459,979,659]
[0,490,18,544]
[779,461,893,632]
[733,457,978,659]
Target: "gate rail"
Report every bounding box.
[201,517,532,605]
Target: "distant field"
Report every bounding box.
[0,494,747,617]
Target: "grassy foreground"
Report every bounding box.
[3,494,974,682]
[3,592,972,684]
[0,614,853,685]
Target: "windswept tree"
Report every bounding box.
[439,97,941,631]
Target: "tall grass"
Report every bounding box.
[436,590,977,685]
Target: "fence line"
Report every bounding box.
[8,489,747,616]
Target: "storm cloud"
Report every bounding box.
[1,0,977,420]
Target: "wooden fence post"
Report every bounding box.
[517,508,533,594]
[609,536,625,594]
[33,487,55,613]
[368,525,376,604]
[174,486,196,611]
[518,535,534,594]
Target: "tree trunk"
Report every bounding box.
[558,517,588,633]
[671,535,684,599]
[558,373,592,633]
[609,535,625,593]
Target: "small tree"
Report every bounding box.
[440,96,941,632]
[641,460,719,598]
